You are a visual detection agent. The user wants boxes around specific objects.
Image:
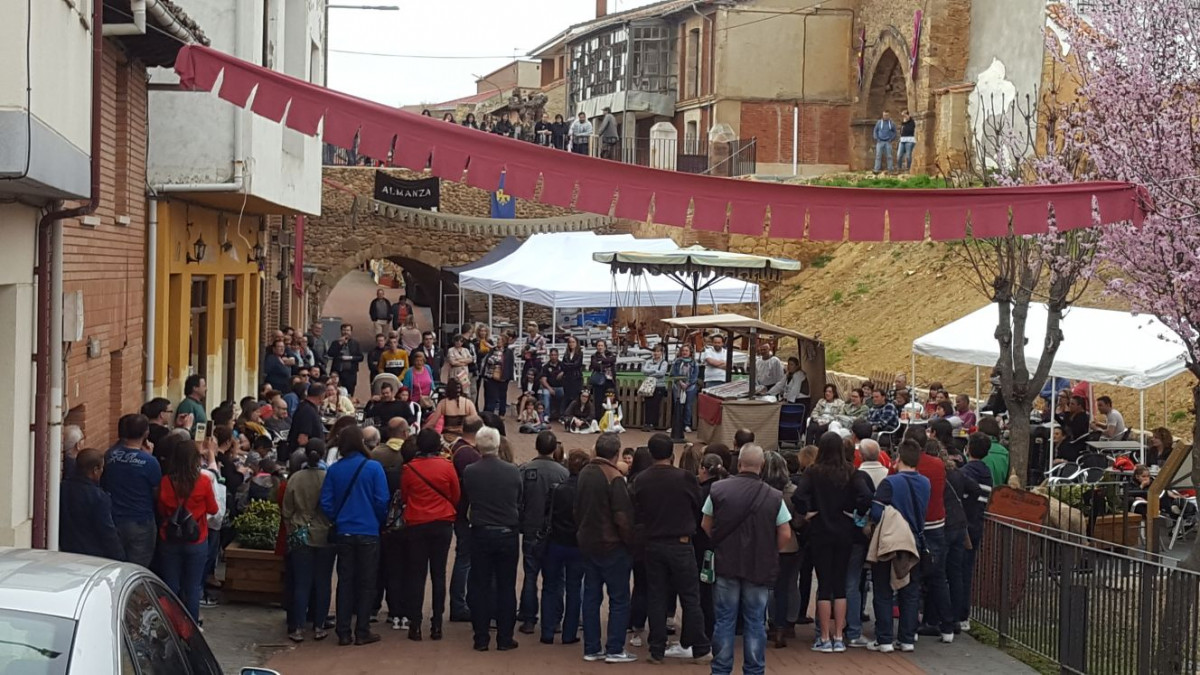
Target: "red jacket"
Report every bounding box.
[402,456,460,526]
[157,476,219,542]
[915,453,947,527]
[853,447,892,470]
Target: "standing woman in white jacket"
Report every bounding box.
[640,343,670,431]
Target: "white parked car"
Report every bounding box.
[0,547,279,675]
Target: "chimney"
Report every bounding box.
[596,0,607,18]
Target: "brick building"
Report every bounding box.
[532,0,1058,177]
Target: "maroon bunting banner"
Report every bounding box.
[175,45,1151,241]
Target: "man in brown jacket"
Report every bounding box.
[573,432,638,664]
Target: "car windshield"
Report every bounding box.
[0,608,75,675]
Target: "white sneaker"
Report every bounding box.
[628,632,643,647]
[584,652,606,662]
[899,642,915,652]
[867,641,894,653]
[390,617,402,631]
[684,426,693,433]
[664,644,692,659]
[958,620,971,632]
[400,617,410,630]
[940,633,954,644]
[848,637,872,648]
[605,651,638,664]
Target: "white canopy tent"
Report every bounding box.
[459,233,762,341]
[912,303,1189,466]
[459,232,760,307]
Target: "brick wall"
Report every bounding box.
[739,101,851,165]
[62,41,148,445]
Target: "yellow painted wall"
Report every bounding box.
[152,200,262,406]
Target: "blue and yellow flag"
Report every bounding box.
[490,172,516,219]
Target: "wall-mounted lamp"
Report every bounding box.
[186,235,208,264]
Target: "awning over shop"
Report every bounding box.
[174,45,1150,241]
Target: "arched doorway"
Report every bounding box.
[867,49,910,121]
[852,45,911,170]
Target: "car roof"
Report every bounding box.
[0,548,144,620]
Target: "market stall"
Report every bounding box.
[663,314,825,451]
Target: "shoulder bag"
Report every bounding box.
[701,482,771,584]
[165,482,201,545]
[328,458,368,541]
[387,462,457,533]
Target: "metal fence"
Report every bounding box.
[973,513,1200,674]
[323,134,758,179]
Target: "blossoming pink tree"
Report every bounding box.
[1050,0,1200,501]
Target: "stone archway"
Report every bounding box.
[851,31,913,170]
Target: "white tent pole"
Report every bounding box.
[1140,388,1146,464]
[1164,382,1168,426]
[975,366,980,406]
[488,294,494,337]
[438,278,443,334]
[458,292,464,334]
[1049,387,1056,475]
[910,351,916,391]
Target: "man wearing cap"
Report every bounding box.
[288,381,327,452]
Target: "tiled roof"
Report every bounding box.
[153,0,209,46]
[530,0,722,55]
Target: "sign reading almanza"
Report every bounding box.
[374,172,440,210]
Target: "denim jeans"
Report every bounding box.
[712,576,769,675]
[958,526,982,623]
[920,526,956,633]
[450,519,471,618]
[897,140,915,170]
[116,519,157,569]
[289,544,335,632]
[203,528,221,583]
[159,539,208,621]
[335,534,380,640]
[646,540,710,659]
[872,559,920,645]
[540,386,564,419]
[540,543,584,643]
[518,533,545,623]
[945,527,970,625]
[582,548,632,656]
[671,387,696,438]
[469,526,520,649]
[844,543,867,640]
[874,141,895,172]
[376,529,407,620]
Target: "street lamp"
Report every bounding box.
[325,3,400,86]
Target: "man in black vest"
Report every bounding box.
[701,445,792,675]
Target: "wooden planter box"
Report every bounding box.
[1090,513,1143,549]
[223,542,285,604]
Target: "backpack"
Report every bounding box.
[247,478,273,503]
[165,482,201,544]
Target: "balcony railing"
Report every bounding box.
[322,135,757,177]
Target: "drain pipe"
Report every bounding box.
[102,0,145,36]
[145,197,158,401]
[35,0,103,549]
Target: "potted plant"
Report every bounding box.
[224,500,285,603]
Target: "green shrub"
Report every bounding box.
[232,500,280,550]
[811,253,834,269]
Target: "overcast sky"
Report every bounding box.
[326,0,661,107]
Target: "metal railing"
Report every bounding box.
[322,135,758,177]
[973,512,1200,674]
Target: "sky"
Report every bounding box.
[326,0,662,107]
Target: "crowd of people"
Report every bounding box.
[62,301,1187,674]
[56,351,1017,671]
[420,106,621,157]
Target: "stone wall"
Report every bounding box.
[854,0,973,172]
